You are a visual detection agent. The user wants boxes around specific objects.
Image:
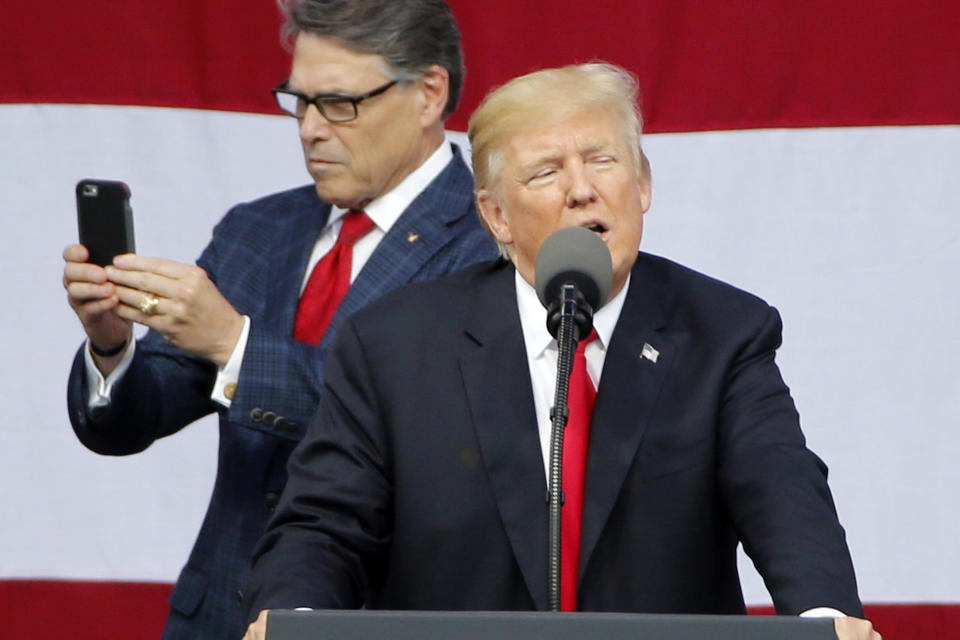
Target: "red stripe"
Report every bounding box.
[1,580,958,639]
[1,1,289,114]
[453,0,960,132]
[3,1,958,132]
[0,580,172,639]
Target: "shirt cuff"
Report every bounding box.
[211,315,251,408]
[85,338,136,409]
[799,607,847,618]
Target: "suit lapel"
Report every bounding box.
[266,191,332,332]
[458,264,550,611]
[578,256,675,578]
[320,149,477,353]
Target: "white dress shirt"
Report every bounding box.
[514,269,629,482]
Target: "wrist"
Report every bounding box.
[212,313,246,369]
[90,339,128,357]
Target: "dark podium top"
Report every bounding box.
[266,610,836,640]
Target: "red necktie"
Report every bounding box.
[293,210,374,345]
[561,329,599,611]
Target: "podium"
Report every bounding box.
[266,610,836,640]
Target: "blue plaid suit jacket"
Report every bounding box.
[67,147,498,640]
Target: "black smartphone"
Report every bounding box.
[76,179,136,267]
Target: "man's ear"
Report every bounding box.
[477,189,513,246]
[418,64,450,128]
[637,151,652,213]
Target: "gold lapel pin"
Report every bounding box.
[407,232,420,243]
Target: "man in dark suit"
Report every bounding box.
[244,64,880,639]
[61,1,495,638]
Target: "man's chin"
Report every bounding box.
[313,183,368,210]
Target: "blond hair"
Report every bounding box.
[468,62,645,196]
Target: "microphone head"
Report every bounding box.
[535,226,613,311]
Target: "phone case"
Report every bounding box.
[76,179,135,267]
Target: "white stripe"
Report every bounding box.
[642,125,960,604]
[1,105,957,602]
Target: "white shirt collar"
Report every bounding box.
[328,141,454,232]
[515,268,630,360]
[515,267,631,479]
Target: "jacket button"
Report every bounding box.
[250,408,263,422]
[264,492,280,511]
[236,589,244,604]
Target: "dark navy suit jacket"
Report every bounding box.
[247,255,863,620]
[67,147,497,640]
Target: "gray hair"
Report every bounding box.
[278,0,464,118]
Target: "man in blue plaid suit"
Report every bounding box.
[62,1,496,638]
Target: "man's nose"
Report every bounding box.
[565,165,598,208]
[299,104,334,141]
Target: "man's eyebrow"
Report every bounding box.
[516,153,561,178]
[580,140,614,155]
[287,80,353,96]
[519,140,613,170]
[299,88,353,97]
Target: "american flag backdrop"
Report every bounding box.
[1,1,958,638]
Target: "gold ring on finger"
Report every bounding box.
[139,293,160,315]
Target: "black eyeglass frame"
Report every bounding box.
[271,79,399,123]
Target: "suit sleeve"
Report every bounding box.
[67,330,219,454]
[201,204,328,441]
[222,322,324,441]
[716,304,864,617]
[67,201,325,454]
[244,316,392,619]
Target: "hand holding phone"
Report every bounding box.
[76,179,135,266]
[67,179,136,366]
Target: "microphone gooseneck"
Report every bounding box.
[534,226,612,612]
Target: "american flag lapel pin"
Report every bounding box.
[641,342,660,363]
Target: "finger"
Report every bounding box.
[106,267,181,300]
[73,294,121,318]
[114,285,169,316]
[64,260,109,286]
[242,623,264,640]
[112,253,194,279]
[242,610,269,640]
[253,610,270,640]
[114,298,165,329]
[833,617,878,640]
[66,280,116,303]
[63,244,90,262]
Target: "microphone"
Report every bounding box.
[534,226,612,612]
[535,227,613,339]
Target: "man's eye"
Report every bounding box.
[322,99,355,118]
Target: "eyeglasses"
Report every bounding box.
[271,80,398,123]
